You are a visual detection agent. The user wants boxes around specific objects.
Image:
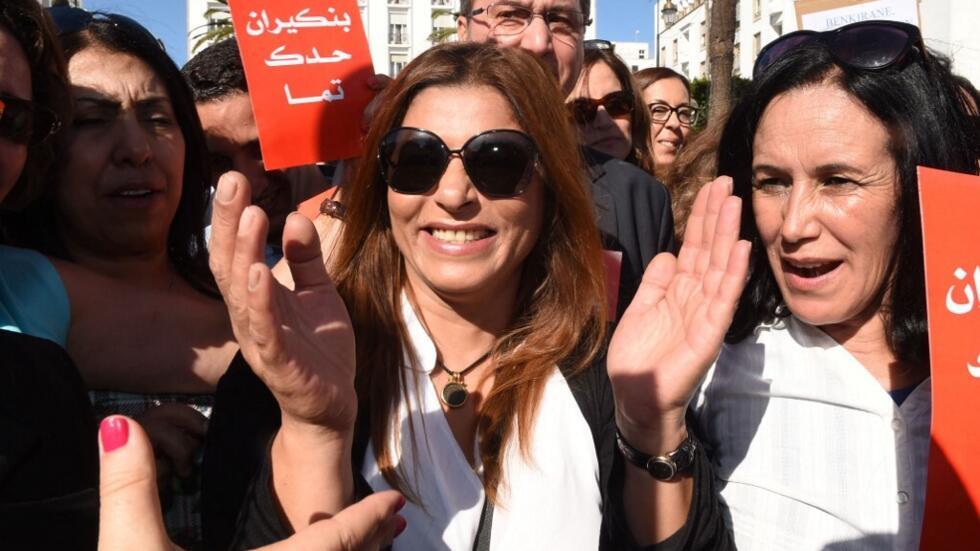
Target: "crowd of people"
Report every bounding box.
[0,0,978,550]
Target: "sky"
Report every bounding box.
[83,0,658,67]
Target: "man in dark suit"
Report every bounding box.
[456,0,675,317]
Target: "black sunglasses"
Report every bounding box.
[567,91,634,125]
[47,6,166,51]
[754,20,923,77]
[0,95,60,145]
[379,127,539,198]
[584,39,614,52]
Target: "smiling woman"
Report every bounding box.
[204,42,735,551]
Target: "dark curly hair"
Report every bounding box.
[719,42,979,367]
[181,38,247,103]
[0,0,70,210]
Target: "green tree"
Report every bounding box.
[689,75,751,130]
[428,9,456,44]
[189,0,233,55]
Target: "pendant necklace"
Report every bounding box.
[437,348,493,409]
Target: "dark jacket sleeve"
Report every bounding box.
[202,353,373,550]
[565,354,734,551]
[585,149,677,319]
[0,330,99,551]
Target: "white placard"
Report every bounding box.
[799,0,919,32]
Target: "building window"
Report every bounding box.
[638,49,646,59]
[389,60,406,75]
[681,62,689,78]
[389,0,408,5]
[700,60,706,76]
[700,21,707,51]
[432,0,452,5]
[753,32,761,56]
[389,23,408,44]
[733,43,741,75]
[753,0,761,20]
[672,38,678,65]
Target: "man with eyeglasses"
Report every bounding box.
[457,0,676,318]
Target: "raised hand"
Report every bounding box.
[608,177,751,447]
[96,416,405,551]
[209,172,357,434]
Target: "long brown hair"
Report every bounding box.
[579,47,656,174]
[333,43,607,504]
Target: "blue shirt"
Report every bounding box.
[0,245,70,346]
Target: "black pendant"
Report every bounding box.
[441,381,469,408]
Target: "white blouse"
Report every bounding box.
[361,297,603,550]
[694,316,931,551]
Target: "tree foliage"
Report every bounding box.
[189,0,233,55]
[689,75,751,130]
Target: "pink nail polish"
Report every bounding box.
[394,515,407,537]
[100,416,129,452]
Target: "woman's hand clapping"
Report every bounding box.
[208,172,357,435]
[608,177,751,449]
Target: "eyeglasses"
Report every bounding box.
[47,6,166,51]
[648,102,698,126]
[753,20,923,77]
[0,95,60,145]
[467,2,591,42]
[567,91,634,125]
[379,127,539,198]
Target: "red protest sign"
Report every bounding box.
[228,0,373,169]
[918,166,980,546]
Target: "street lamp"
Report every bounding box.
[657,0,679,66]
[662,0,678,27]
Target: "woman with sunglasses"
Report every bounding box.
[568,45,656,174]
[633,68,698,178]
[0,1,101,547]
[204,43,735,550]
[625,21,978,550]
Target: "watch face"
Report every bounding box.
[649,459,676,480]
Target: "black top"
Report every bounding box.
[202,352,733,551]
[583,148,676,319]
[0,329,99,550]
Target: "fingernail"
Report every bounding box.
[100,416,130,453]
[394,515,407,537]
[240,207,254,231]
[248,265,261,290]
[216,178,237,204]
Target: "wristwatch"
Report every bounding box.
[615,428,697,481]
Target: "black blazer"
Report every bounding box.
[0,330,99,550]
[583,148,676,319]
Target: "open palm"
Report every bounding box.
[209,172,357,433]
[608,177,751,436]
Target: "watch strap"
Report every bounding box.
[615,428,697,481]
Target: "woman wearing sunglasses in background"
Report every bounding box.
[204,42,735,550]
[0,1,100,547]
[634,68,698,179]
[628,21,979,550]
[568,41,656,174]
